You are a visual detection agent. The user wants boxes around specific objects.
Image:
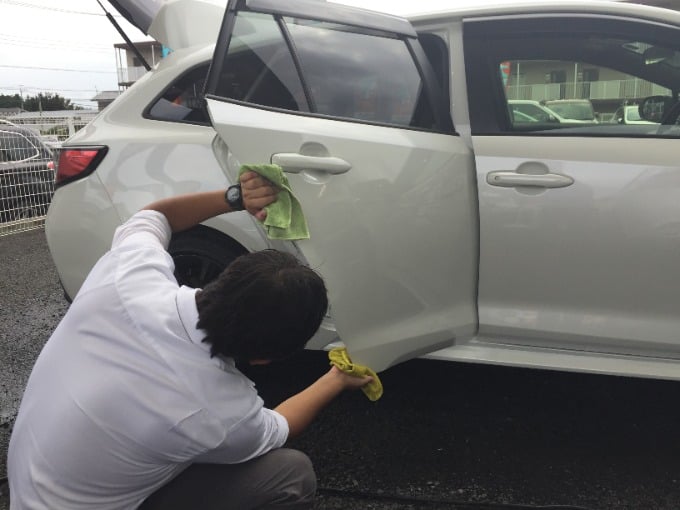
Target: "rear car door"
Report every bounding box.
[205,0,478,371]
[463,11,680,361]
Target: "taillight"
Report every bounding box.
[55,146,108,187]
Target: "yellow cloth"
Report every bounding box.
[328,347,383,401]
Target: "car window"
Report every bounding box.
[147,64,210,124]
[212,11,437,130]
[465,17,680,138]
[0,131,41,163]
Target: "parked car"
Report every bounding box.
[0,123,55,223]
[47,0,680,379]
[612,105,657,125]
[542,99,599,123]
[508,100,563,124]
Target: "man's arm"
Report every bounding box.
[142,172,277,232]
[274,367,372,439]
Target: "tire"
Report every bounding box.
[168,226,246,288]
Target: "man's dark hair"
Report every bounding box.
[196,250,328,361]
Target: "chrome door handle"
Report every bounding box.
[271,153,352,175]
[486,171,574,188]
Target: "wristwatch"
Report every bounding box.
[225,184,244,211]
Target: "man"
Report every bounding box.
[8,171,371,510]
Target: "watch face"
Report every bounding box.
[227,187,240,202]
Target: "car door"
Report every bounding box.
[204,0,479,371]
[462,12,680,359]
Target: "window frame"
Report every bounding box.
[464,14,680,138]
[143,62,212,126]
[205,4,454,134]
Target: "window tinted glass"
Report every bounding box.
[213,11,436,129]
[467,23,680,137]
[148,64,210,124]
[503,56,672,131]
[215,12,309,112]
[285,19,432,127]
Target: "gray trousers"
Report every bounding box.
[139,448,316,510]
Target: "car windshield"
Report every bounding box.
[546,103,594,121]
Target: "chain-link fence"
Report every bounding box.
[0,120,57,236]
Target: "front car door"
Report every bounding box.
[462,6,680,371]
[204,0,478,371]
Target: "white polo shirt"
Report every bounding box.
[8,210,289,510]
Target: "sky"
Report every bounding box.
[0,0,602,109]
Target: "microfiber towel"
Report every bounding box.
[239,164,310,241]
[328,347,383,401]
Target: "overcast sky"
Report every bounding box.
[0,0,594,109]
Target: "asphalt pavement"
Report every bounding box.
[2,229,680,509]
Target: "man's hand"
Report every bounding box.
[273,366,373,438]
[240,171,278,221]
[325,365,373,390]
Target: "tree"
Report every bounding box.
[0,94,22,109]
[23,93,83,112]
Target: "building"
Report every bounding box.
[90,91,122,111]
[114,40,166,89]
[0,107,24,118]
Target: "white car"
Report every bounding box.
[47,0,680,379]
[508,100,564,124]
[613,105,657,125]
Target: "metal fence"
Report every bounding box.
[0,112,97,235]
[0,120,58,236]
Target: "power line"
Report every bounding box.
[0,39,112,54]
[0,0,122,17]
[0,86,106,93]
[0,64,116,74]
[0,34,111,51]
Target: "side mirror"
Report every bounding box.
[639,96,674,123]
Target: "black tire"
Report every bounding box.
[168,225,246,288]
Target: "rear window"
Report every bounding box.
[147,64,210,124]
[212,11,436,130]
[0,131,41,163]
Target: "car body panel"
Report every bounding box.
[207,100,479,372]
[46,46,272,300]
[472,136,680,358]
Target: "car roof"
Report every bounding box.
[408,0,680,26]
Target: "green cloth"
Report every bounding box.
[239,164,310,240]
[328,347,383,402]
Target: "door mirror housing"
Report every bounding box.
[639,95,674,123]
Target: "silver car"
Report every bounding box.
[47,0,680,378]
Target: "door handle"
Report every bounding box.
[271,153,352,175]
[486,171,574,188]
